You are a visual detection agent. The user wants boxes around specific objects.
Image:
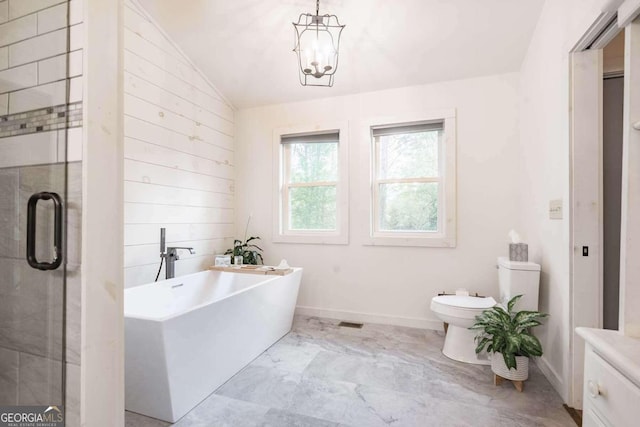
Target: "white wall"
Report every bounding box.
[517,0,614,402]
[123,0,235,287]
[235,73,521,329]
[81,0,123,423]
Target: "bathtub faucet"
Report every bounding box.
[164,246,196,279]
[159,228,196,280]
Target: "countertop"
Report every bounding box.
[576,327,640,388]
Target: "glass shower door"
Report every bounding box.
[0,158,68,408]
[0,0,72,420]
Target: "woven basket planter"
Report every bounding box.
[491,352,529,381]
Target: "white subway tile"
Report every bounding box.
[69,76,82,102]
[37,54,64,84]
[0,131,58,168]
[56,127,82,162]
[0,47,7,70]
[56,129,64,161]
[0,1,8,24]
[0,63,37,93]
[38,51,82,84]
[69,0,82,25]
[8,28,66,67]
[8,0,65,20]
[9,80,65,114]
[69,23,83,50]
[69,49,82,76]
[66,127,82,161]
[0,14,36,47]
[37,3,66,34]
[0,93,7,115]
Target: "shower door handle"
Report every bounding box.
[26,192,63,271]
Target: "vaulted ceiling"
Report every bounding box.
[138,0,546,109]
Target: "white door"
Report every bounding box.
[619,16,640,337]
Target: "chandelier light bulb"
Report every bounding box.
[324,47,333,69]
[304,48,312,73]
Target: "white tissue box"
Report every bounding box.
[509,243,528,262]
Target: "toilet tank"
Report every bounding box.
[497,257,541,311]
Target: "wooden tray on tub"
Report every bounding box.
[209,265,294,276]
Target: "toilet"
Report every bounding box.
[430,257,541,365]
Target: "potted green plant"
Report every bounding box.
[224,236,264,265]
[470,295,547,386]
[224,216,264,265]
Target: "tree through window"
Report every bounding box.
[281,132,339,232]
[372,122,443,234]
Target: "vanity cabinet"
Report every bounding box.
[577,328,640,427]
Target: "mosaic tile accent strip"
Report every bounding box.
[0,102,83,138]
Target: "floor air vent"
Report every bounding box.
[338,321,363,329]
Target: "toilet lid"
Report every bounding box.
[432,295,496,309]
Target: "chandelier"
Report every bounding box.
[293,0,345,87]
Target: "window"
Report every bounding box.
[273,123,349,244]
[368,114,456,247]
[282,133,338,231]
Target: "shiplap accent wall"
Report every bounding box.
[124,0,235,288]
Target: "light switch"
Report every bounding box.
[549,199,563,220]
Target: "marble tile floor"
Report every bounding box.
[126,315,576,427]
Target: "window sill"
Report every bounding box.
[273,233,349,245]
[363,235,456,248]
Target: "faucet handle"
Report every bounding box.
[167,246,196,258]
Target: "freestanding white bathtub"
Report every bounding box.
[124,268,302,422]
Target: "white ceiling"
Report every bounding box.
[137,0,546,109]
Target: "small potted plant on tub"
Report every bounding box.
[470,295,548,392]
[224,236,264,265]
[223,215,264,266]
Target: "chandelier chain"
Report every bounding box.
[316,0,319,16]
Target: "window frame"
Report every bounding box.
[272,122,349,245]
[364,111,457,248]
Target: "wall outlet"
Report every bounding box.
[549,199,563,219]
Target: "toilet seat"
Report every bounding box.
[431,295,496,320]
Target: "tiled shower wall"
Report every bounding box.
[0,0,83,425]
[123,0,235,288]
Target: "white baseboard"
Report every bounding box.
[295,305,443,331]
[535,355,568,402]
